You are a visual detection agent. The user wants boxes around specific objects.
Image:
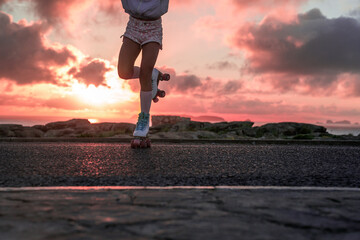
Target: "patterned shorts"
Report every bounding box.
[123,16,163,49]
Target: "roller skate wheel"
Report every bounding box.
[161,73,170,81]
[131,139,141,148]
[158,90,166,98]
[140,139,147,148]
[146,139,151,148]
[153,97,159,103]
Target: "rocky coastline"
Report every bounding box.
[0,116,359,140]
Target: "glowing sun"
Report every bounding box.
[71,73,137,107]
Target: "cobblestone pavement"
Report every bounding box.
[1,187,360,240]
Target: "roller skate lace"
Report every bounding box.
[135,112,149,132]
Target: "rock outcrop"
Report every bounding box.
[83,123,135,137]
[0,124,44,138]
[0,116,358,140]
[152,116,190,127]
[254,122,327,139]
[149,119,337,140]
[0,119,135,138]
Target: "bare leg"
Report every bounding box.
[139,42,160,91]
[118,37,141,79]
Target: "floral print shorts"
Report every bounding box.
[123,16,163,49]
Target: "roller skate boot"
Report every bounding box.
[131,112,151,148]
[152,68,171,103]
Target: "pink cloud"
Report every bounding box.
[69,59,111,87]
[0,91,124,112]
[233,0,307,23]
[0,11,75,85]
[1,0,125,26]
[97,0,124,15]
[0,93,39,108]
[43,95,90,110]
[0,11,113,87]
[207,61,238,71]
[152,96,207,114]
[0,92,96,111]
[192,0,309,50]
[209,96,298,115]
[337,73,360,97]
[125,66,244,97]
[27,0,89,24]
[149,88,360,123]
[231,0,307,12]
[230,8,360,96]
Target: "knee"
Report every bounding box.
[117,66,133,80]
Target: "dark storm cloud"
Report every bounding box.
[0,11,75,85]
[233,8,360,75]
[231,8,360,95]
[235,9,360,74]
[70,59,111,87]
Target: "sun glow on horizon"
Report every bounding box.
[70,72,137,107]
[88,118,98,123]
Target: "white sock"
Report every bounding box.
[140,91,152,114]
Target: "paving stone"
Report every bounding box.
[1,189,359,239]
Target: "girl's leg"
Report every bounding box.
[139,42,160,91]
[138,42,160,114]
[117,37,141,79]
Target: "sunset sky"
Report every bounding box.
[0,0,360,125]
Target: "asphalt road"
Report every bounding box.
[1,142,359,187]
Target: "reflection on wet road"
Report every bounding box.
[0,142,359,187]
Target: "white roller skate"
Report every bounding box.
[151,68,171,103]
[131,112,151,148]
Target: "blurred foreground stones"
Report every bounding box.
[0,116,359,140]
[1,189,360,240]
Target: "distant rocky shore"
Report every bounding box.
[0,116,359,140]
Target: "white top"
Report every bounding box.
[121,0,169,20]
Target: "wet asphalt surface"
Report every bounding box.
[0,142,359,187]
